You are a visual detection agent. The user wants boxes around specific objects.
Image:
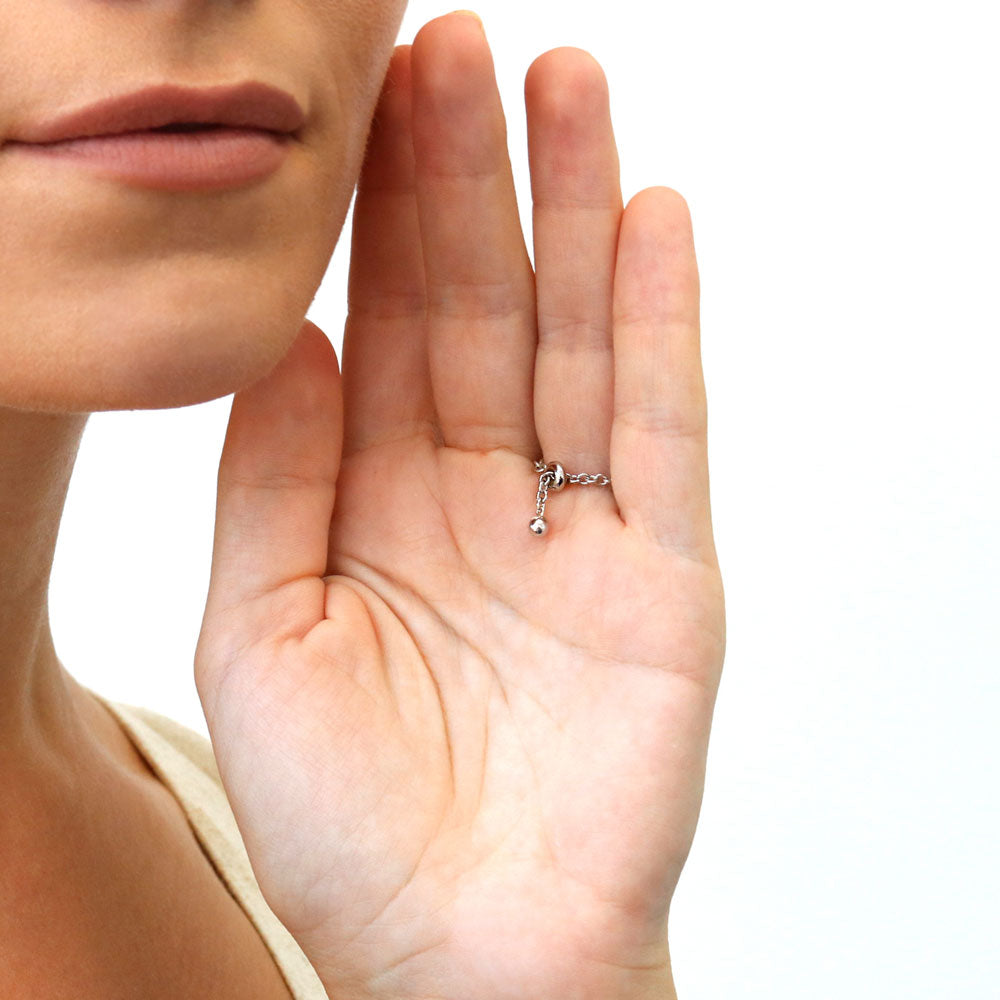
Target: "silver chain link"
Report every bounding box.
[529,460,612,535]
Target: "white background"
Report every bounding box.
[52,1,1000,997]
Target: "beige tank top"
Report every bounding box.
[88,690,328,1000]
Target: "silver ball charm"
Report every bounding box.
[529,516,548,535]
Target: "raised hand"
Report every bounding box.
[194,13,725,1000]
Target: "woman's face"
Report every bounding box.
[0,0,407,412]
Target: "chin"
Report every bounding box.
[0,270,319,414]
[0,143,351,414]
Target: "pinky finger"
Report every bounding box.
[610,187,716,562]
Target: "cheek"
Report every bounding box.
[307,0,409,115]
[0,146,354,412]
[0,0,408,413]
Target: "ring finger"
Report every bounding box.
[526,48,623,481]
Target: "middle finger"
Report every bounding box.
[410,12,539,458]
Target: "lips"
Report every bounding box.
[9,81,306,144]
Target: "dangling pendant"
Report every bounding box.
[528,459,612,536]
[530,460,558,535]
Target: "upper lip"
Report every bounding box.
[10,81,306,144]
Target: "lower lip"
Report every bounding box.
[4,127,293,191]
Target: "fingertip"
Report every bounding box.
[409,9,504,176]
[624,187,694,237]
[413,10,489,70]
[619,188,698,290]
[369,46,413,131]
[449,9,485,29]
[298,318,339,366]
[359,49,415,196]
[525,46,619,206]
[380,45,413,100]
[410,12,496,124]
[235,320,339,414]
[294,321,342,400]
[525,47,609,112]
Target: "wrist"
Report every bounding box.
[306,938,678,1000]
[288,874,680,1000]
[318,975,677,1000]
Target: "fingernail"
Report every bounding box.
[451,9,485,30]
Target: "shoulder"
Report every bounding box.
[84,689,329,1000]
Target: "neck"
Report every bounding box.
[0,405,92,755]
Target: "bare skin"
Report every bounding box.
[195,15,725,1000]
[0,676,295,999]
[0,0,404,994]
[0,8,723,1000]
[0,413,295,997]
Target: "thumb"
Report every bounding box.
[196,319,342,700]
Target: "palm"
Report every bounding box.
[195,15,724,1000]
